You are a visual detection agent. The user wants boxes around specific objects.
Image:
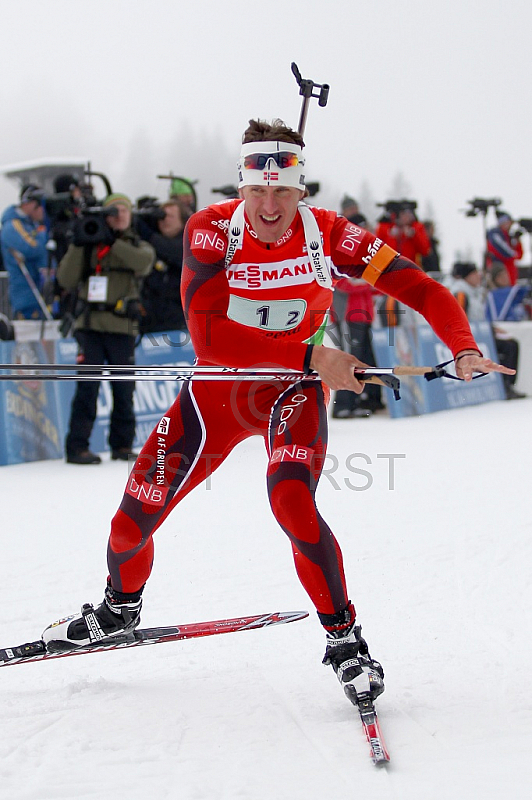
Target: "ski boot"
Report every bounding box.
[42,582,143,653]
[321,605,384,707]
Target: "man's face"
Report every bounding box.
[107,203,131,232]
[342,203,359,220]
[494,268,510,287]
[158,204,183,238]
[23,201,44,223]
[239,185,304,243]
[398,209,415,227]
[465,270,481,287]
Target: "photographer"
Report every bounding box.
[135,199,186,333]
[486,211,523,285]
[374,200,431,328]
[376,200,431,265]
[47,174,86,263]
[57,193,155,464]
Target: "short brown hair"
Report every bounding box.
[242,119,305,148]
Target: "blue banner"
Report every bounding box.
[371,322,505,417]
[54,330,196,456]
[0,330,196,466]
[0,340,64,465]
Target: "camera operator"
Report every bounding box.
[376,200,431,265]
[373,201,430,328]
[169,177,197,221]
[486,211,523,286]
[45,173,96,320]
[135,198,186,333]
[47,174,86,263]
[57,193,155,465]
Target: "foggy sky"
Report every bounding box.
[1,0,530,269]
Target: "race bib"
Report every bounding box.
[227,295,307,331]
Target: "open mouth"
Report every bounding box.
[260,214,281,226]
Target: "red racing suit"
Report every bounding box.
[107,200,479,620]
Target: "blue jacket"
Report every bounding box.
[485,285,528,322]
[0,204,48,316]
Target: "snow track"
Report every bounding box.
[1,399,531,798]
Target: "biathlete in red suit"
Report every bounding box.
[43,119,514,705]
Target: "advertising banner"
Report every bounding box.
[0,339,63,465]
[372,322,505,418]
[54,330,195,456]
[0,330,195,466]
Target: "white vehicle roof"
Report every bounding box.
[0,157,89,176]
[0,158,90,195]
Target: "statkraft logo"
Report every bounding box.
[226,228,241,263]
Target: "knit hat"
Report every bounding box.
[170,178,193,196]
[20,183,44,204]
[103,192,132,210]
[496,211,512,224]
[340,194,357,210]
[452,261,477,280]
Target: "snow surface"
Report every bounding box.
[2,398,531,800]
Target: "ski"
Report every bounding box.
[357,694,390,765]
[0,610,308,668]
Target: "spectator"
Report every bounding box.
[376,204,431,326]
[47,173,94,324]
[138,200,186,333]
[421,220,441,273]
[485,262,528,322]
[449,262,485,321]
[57,193,155,464]
[339,195,361,224]
[0,184,48,318]
[450,261,525,400]
[486,211,523,285]
[331,275,383,418]
[376,205,431,266]
[48,174,86,263]
[169,177,197,220]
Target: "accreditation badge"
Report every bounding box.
[87,275,109,302]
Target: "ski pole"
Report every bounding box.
[10,249,53,321]
[0,363,456,401]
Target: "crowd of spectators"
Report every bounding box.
[329,195,530,415]
[448,260,526,400]
[0,180,530,444]
[0,172,196,464]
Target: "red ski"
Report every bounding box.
[0,610,308,668]
[357,694,390,765]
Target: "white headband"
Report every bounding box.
[237,141,305,189]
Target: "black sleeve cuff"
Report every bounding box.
[303,344,314,375]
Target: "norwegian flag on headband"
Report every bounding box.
[263,171,279,181]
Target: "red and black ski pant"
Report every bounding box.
[107,376,349,616]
